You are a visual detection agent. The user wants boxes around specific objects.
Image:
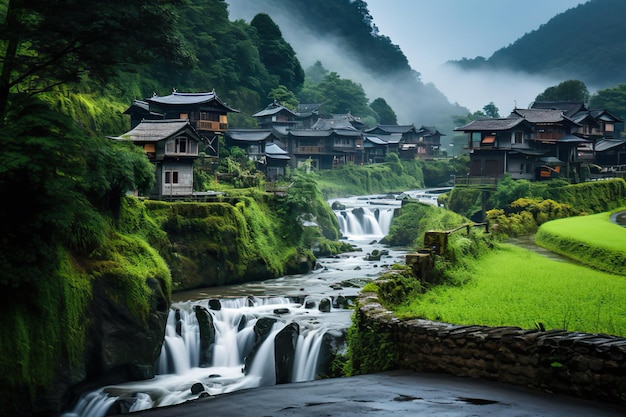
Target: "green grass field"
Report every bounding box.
[535,209,626,275]
[395,243,626,337]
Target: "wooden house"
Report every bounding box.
[296,103,322,128]
[455,117,537,180]
[109,119,203,199]
[124,90,239,158]
[365,124,443,160]
[456,101,624,183]
[253,101,300,129]
[286,116,363,169]
[264,143,291,181]
[224,129,290,180]
[363,133,401,163]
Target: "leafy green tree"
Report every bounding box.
[306,61,329,84]
[0,98,154,288]
[250,13,304,93]
[535,80,590,103]
[0,0,195,124]
[316,72,374,117]
[370,97,397,124]
[589,83,626,122]
[267,85,299,111]
[482,102,500,118]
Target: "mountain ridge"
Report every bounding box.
[449,0,626,89]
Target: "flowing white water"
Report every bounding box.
[62,192,419,417]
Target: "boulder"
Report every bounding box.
[194,305,216,367]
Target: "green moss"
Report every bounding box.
[0,248,92,413]
[90,233,171,320]
[344,307,398,376]
[317,159,424,198]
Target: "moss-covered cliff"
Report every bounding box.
[0,175,346,416]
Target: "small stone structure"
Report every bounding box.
[357,292,626,405]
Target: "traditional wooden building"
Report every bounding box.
[109,119,204,199]
[363,133,401,163]
[253,101,300,129]
[224,128,290,180]
[124,90,239,157]
[286,116,363,169]
[365,124,442,159]
[456,101,624,183]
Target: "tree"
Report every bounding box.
[482,102,500,118]
[589,83,626,123]
[535,80,590,103]
[267,85,299,111]
[316,72,373,117]
[0,0,196,124]
[370,97,397,124]
[250,13,304,93]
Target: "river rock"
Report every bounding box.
[191,382,205,395]
[208,299,222,311]
[274,322,299,384]
[194,305,216,367]
[319,298,331,312]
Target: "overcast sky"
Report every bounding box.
[365,0,589,113]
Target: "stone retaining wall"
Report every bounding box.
[358,293,626,405]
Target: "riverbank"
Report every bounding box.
[110,370,625,417]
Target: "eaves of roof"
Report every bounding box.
[109,119,199,142]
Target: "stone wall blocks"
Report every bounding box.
[357,292,626,405]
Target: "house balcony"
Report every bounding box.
[194,120,228,132]
[296,146,326,154]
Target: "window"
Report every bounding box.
[164,171,179,184]
[200,112,219,122]
[481,135,496,145]
[166,137,198,154]
[512,131,523,144]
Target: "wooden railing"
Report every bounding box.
[296,146,326,153]
[453,176,498,189]
[194,120,228,131]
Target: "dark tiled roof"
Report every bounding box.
[596,138,626,152]
[364,133,402,145]
[266,143,290,159]
[109,119,198,142]
[226,129,274,142]
[366,124,416,134]
[311,117,358,131]
[253,102,298,118]
[530,101,586,117]
[455,117,529,131]
[418,125,446,136]
[146,91,239,112]
[511,108,576,124]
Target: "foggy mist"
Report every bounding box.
[225,0,587,131]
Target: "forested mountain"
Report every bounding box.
[450,0,626,89]
[227,0,468,134]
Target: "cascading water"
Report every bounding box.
[62,296,339,417]
[62,191,421,417]
[333,196,400,239]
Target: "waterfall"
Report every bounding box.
[336,207,395,239]
[62,296,336,417]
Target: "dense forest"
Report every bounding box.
[450,0,626,90]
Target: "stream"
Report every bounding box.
[62,189,446,417]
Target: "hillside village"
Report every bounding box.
[112,89,625,200]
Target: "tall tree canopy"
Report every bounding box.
[370,97,397,124]
[535,80,590,103]
[0,0,196,124]
[250,13,304,93]
[589,83,626,125]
